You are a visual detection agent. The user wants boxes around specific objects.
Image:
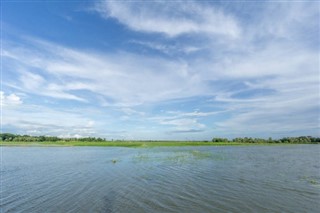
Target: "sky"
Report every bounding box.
[1,0,319,140]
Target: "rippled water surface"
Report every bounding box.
[1,145,320,212]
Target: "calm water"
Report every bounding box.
[1,145,319,213]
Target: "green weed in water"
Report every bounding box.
[165,150,217,163]
[133,154,150,162]
[300,176,319,185]
[132,150,228,164]
[309,179,318,185]
[190,150,213,159]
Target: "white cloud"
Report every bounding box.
[94,1,241,38]
[2,103,98,137]
[214,80,319,137]
[159,118,205,131]
[218,44,318,79]
[249,2,319,40]
[86,120,95,128]
[130,40,202,55]
[59,134,84,139]
[178,110,227,117]
[3,38,208,106]
[120,107,145,116]
[3,30,319,137]
[0,91,23,106]
[17,71,87,102]
[151,109,228,122]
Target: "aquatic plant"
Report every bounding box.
[133,154,150,162]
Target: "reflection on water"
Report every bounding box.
[1,145,319,212]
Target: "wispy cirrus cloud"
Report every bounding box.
[94,0,241,38]
[2,99,98,137]
[129,40,202,56]
[3,38,205,106]
[160,118,206,132]
[18,71,87,102]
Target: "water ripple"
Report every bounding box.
[1,145,319,213]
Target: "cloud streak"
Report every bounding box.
[94,1,241,38]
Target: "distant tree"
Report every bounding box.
[0,133,17,141]
[212,137,229,143]
[0,133,319,144]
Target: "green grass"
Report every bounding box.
[0,140,302,147]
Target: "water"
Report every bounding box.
[1,145,319,213]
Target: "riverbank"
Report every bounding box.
[0,141,313,147]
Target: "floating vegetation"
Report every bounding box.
[166,153,190,163]
[309,179,318,185]
[187,150,227,160]
[132,149,229,164]
[111,159,117,164]
[166,150,220,163]
[190,150,212,159]
[133,154,150,162]
[300,176,319,186]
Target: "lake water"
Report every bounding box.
[1,145,319,212]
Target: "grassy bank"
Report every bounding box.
[0,141,308,147]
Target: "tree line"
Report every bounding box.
[0,133,106,142]
[211,136,320,144]
[0,133,319,143]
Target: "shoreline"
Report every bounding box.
[0,141,317,148]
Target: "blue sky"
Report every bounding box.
[1,0,319,140]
